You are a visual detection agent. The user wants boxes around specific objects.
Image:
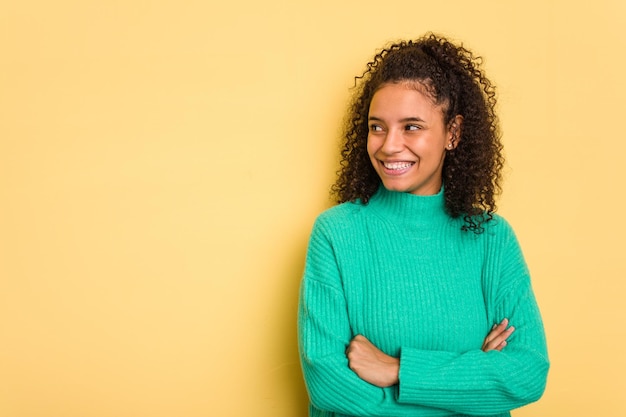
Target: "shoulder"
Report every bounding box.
[467,213,525,262]
[305,201,375,251]
[313,201,368,232]
[481,213,518,241]
[482,213,529,273]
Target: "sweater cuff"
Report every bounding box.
[397,347,457,405]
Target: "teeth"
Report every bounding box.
[383,161,413,170]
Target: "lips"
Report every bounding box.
[382,161,414,170]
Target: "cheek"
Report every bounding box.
[410,139,445,158]
[366,134,380,156]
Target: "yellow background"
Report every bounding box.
[1,1,625,416]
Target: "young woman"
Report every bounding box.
[298,33,549,417]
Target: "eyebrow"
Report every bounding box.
[368,116,425,123]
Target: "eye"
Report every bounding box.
[369,124,383,132]
[405,124,421,131]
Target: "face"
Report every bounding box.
[367,82,459,196]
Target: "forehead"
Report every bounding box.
[369,82,444,117]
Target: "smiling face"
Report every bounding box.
[367,82,460,196]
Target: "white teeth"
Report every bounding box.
[383,161,413,170]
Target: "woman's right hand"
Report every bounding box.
[482,318,515,352]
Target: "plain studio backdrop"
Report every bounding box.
[1,1,625,416]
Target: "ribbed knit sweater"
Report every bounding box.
[298,187,549,417]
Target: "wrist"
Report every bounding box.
[392,357,400,385]
[384,356,400,386]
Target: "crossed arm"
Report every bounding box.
[300,218,548,416]
[346,319,515,388]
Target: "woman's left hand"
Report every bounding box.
[482,318,515,352]
[346,335,399,387]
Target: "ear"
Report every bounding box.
[446,115,464,150]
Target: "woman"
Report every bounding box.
[298,33,549,417]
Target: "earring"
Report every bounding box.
[447,143,453,149]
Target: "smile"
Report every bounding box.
[382,161,415,170]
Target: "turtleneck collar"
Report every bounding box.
[367,185,450,227]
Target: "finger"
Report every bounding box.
[347,335,367,356]
[482,319,510,348]
[482,322,505,350]
[346,336,361,355]
[482,323,514,350]
[491,326,514,347]
[484,319,509,343]
[483,326,515,351]
[493,340,507,352]
[352,334,366,342]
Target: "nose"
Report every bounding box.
[380,128,404,154]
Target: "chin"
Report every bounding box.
[381,182,411,193]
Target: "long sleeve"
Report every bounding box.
[298,189,549,417]
[396,223,549,415]
[298,219,455,417]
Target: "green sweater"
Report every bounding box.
[298,187,549,417]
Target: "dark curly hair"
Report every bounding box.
[331,33,504,233]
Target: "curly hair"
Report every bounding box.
[331,33,504,233]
